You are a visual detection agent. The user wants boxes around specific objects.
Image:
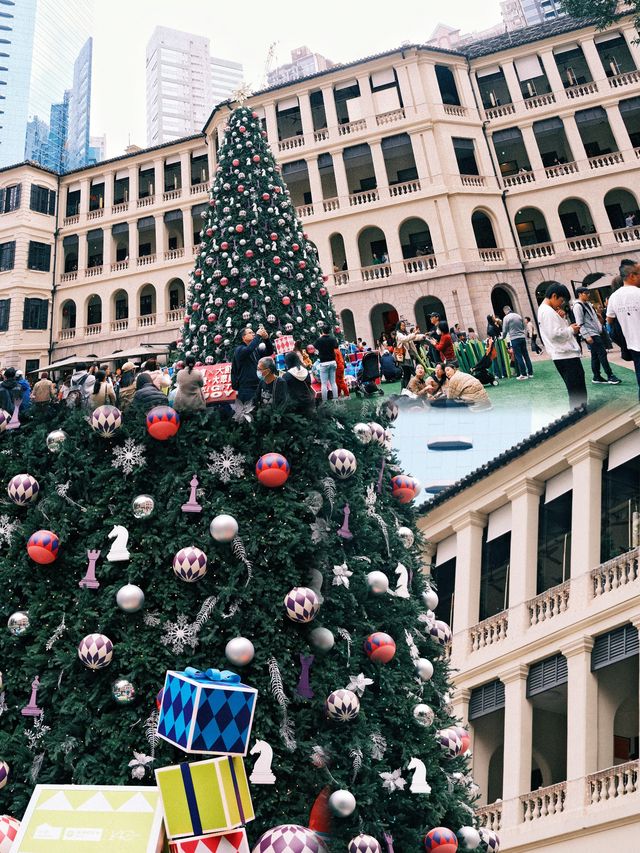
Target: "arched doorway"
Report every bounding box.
[471,210,498,249]
[535,280,563,305]
[86,295,102,327]
[558,198,595,237]
[604,188,639,230]
[491,284,519,317]
[358,226,388,267]
[487,744,504,805]
[370,302,398,343]
[329,233,347,271]
[60,299,76,330]
[112,289,128,321]
[167,278,185,311]
[399,217,434,259]
[139,284,156,317]
[415,296,447,330]
[514,207,551,246]
[340,309,356,342]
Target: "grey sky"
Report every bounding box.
[93,0,503,156]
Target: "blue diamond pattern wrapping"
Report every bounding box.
[157,670,257,756]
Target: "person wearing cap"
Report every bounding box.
[117,362,137,412]
[573,288,620,386]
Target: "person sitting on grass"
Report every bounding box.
[441,362,492,410]
[406,364,431,398]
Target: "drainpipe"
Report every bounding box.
[47,171,62,363]
[465,57,540,334]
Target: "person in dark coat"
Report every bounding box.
[233,326,273,402]
[254,356,288,408]
[0,367,21,413]
[132,373,168,411]
[380,350,402,381]
[283,351,315,415]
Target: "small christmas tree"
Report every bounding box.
[182,106,339,363]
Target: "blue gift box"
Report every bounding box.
[157,668,258,756]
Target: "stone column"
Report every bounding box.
[306,156,324,211]
[604,104,634,154]
[356,75,375,126]
[129,221,139,263]
[519,124,546,173]
[579,38,608,81]
[264,103,279,148]
[507,478,543,636]
[103,171,114,211]
[538,50,567,100]
[78,233,88,273]
[562,114,588,165]
[332,151,351,202]
[154,213,167,259]
[320,86,339,130]
[102,225,113,270]
[455,65,476,112]
[153,158,164,199]
[422,63,443,105]
[568,441,606,608]
[409,131,433,182]
[501,664,533,828]
[501,61,524,105]
[128,165,139,204]
[452,687,471,734]
[451,511,486,636]
[622,26,640,70]
[79,178,90,223]
[180,151,192,193]
[181,207,193,255]
[563,636,598,811]
[298,92,315,140]
[368,140,389,199]
[396,63,424,118]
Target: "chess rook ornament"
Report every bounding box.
[328,448,357,479]
[7,473,39,506]
[116,584,145,613]
[284,586,319,623]
[210,513,239,543]
[328,789,356,817]
[225,636,255,666]
[173,546,208,582]
[78,633,114,670]
[90,405,122,438]
[27,530,59,564]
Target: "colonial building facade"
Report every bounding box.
[2,15,640,371]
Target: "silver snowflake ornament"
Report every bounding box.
[0,514,19,548]
[112,438,147,476]
[161,614,199,654]
[207,445,246,484]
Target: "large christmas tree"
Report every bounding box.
[181,105,339,362]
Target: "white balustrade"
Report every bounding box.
[110,319,129,332]
[349,188,379,206]
[332,271,350,286]
[112,202,129,214]
[278,135,305,151]
[587,761,638,804]
[165,308,183,323]
[545,161,579,178]
[461,175,486,187]
[313,128,329,142]
[190,182,209,195]
[136,254,157,267]
[591,547,639,596]
[85,266,103,278]
[403,255,437,273]
[521,242,555,260]
[376,107,406,125]
[110,260,129,272]
[485,103,516,120]
[85,323,102,337]
[503,170,535,187]
[608,69,640,88]
[443,104,467,116]
[567,234,601,252]
[588,152,624,170]
[565,80,598,99]
[164,248,185,261]
[323,197,340,212]
[137,314,157,328]
[389,179,421,197]
[475,803,502,832]
[521,783,566,821]
[163,189,182,201]
[137,196,155,208]
[60,272,78,283]
[470,611,508,652]
[361,263,392,282]
[296,204,314,218]
[614,226,640,244]
[479,248,505,263]
[528,581,570,626]
[524,92,556,109]
[338,118,367,136]
[87,209,104,220]
[58,328,76,341]
[63,215,79,226]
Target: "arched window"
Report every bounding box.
[471,211,497,249]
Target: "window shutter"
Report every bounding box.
[48,190,56,216]
[38,300,48,329]
[0,298,10,331]
[527,654,568,696]
[469,680,505,720]
[592,624,639,671]
[0,188,5,212]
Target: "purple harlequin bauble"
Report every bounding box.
[256,452,290,487]
[430,619,452,646]
[364,631,396,664]
[391,474,421,504]
[437,727,464,758]
[349,834,381,853]
[328,448,357,479]
[27,530,59,564]
[478,828,500,852]
[0,815,20,853]
[325,688,360,722]
[78,633,114,670]
[90,405,122,438]
[0,409,9,433]
[146,406,180,440]
[424,827,458,852]
[172,546,208,582]
[251,824,328,853]
[7,474,39,506]
[283,586,319,623]
[452,725,471,753]
[0,762,8,790]
[367,422,386,445]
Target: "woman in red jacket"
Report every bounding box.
[431,321,456,362]
[334,347,350,397]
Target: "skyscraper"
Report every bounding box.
[0,0,94,169]
[146,26,243,146]
[501,0,565,30]
[266,46,335,87]
[65,37,93,171]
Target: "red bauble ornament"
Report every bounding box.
[256,453,290,488]
[220,277,229,286]
[270,232,278,241]
[305,304,312,312]
[156,688,164,711]
[282,296,291,305]
[249,278,258,287]
[227,299,236,308]
[252,111,259,118]
[364,632,396,664]
[236,224,244,233]
[252,154,261,162]
[214,334,222,344]
[319,287,327,296]
[292,243,299,251]
[192,303,200,311]
[245,250,254,258]
[391,475,421,504]
[274,187,282,193]
[237,185,244,192]
[207,313,217,322]
[239,125,246,133]
[206,228,213,237]
[195,269,202,277]
[262,193,270,201]
[232,158,240,166]
[298,261,306,269]
[27,530,60,564]
[146,406,180,441]
[322,274,329,282]
[261,130,267,137]
[183,316,190,324]
[273,256,281,265]
[424,827,458,853]
[221,241,229,250]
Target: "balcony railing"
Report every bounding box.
[614,225,640,244]
[59,328,76,341]
[503,170,535,187]
[111,260,129,272]
[190,181,209,195]
[591,546,639,597]
[528,580,570,626]
[112,202,129,214]
[361,263,392,282]
[60,272,78,283]
[475,803,502,833]
[138,314,157,328]
[313,128,329,142]
[278,135,305,152]
[110,319,129,333]
[521,241,555,260]
[137,195,155,208]
[567,234,601,252]
[164,248,184,261]
[137,253,157,267]
[461,175,486,187]
[165,308,184,323]
[587,760,638,804]
[323,197,340,212]
[389,179,421,197]
[545,161,578,178]
[470,611,508,652]
[588,151,624,170]
[404,255,437,274]
[87,208,104,220]
[565,80,598,99]
[524,92,556,110]
[63,215,79,226]
[332,271,350,286]
[85,323,102,337]
[338,118,367,136]
[296,204,314,218]
[521,782,566,821]
[479,248,505,263]
[485,103,516,120]
[349,188,379,207]
[443,104,467,116]
[376,107,406,125]
[85,265,103,278]
[608,69,640,88]
[163,189,182,202]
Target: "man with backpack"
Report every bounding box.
[67,363,95,409]
[574,288,620,386]
[0,367,22,414]
[231,326,273,403]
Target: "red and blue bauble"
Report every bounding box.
[146,406,180,441]
[364,631,396,664]
[27,530,59,564]
[391,474,421,504]
[256,453,290,487]
[424,827,458,852]
[452,725,471,753]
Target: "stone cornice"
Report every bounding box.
[561,635,595,658]
[506,477,544,501]
[451,510,487,532]
[500,663,529,684]
[566,440,607,466]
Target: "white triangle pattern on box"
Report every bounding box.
[117,793,155,813]
[39,792,74,811]
[77,793,113,812]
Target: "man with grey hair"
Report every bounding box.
[607,259,640,398]
[254,356,288,408]
[231,325,272,402]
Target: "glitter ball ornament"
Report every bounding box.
[416,658,434,681]
[364,632,396,663]
[328,448,357,479]
[328,790,356,817]
[251,825,328,853]
[430,620,452,646]
[457,827,481,850]
[325,689,360,722]
[424,827,458,852]
[112,678,135,705]
[353,423,372,444]
[0,762,8,790]
[46,429,67,452]
[132,494,155,518]
[367,571,390,594]
[7,473,39,506]
[478,828,500,852]
[367,422,386,445]
[391,474,421,504]
[78,633,114,670]
[7,611,29,636]
[284,587,319,623]
[27,529,59,564]
[173,546,208,582]
[0,815,20,853]
[210,513,239,543]
[91,405,122,438]
[116,584,145,613]
[225,636,255,666]
[256,452,290,487]
[146,406,180,440]
[397,526,414,548]
[413,703,435,727]
[349,835,381,853]
[437,728,463,758]
[309,627,335,651]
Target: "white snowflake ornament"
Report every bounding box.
[160,614,199,654]
[207,445,246,484]
[112,439,146,476]
[0,514,19,548]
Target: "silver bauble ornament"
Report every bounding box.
[416,657,434,682]
[458,827,482,849]
[112,678,135,705]
[46,429,67,452]
[225,636,255,666]
[116,584,145,613]
[132,494,155,519]
[397,526,414,548]
[353,423,372,444]
[328,789,356,817]
[367,571,390,594]
[309,627,335,651]
[7,611,29,636]
[210,513,239,543]
[423,588,439,611]
[413,703,435,726]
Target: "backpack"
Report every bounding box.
[67,373,92,409]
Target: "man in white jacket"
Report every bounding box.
[537,282,586,410]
